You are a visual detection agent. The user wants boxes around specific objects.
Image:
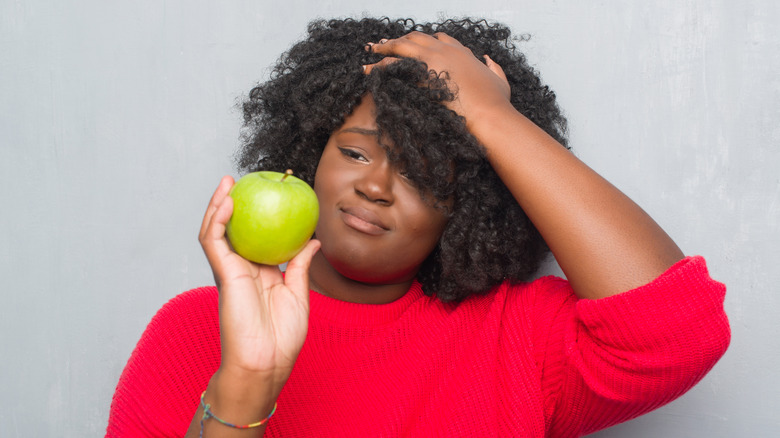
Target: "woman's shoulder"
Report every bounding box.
[498,255,721,302]
[443,274,576,331]
[163,285,219,309]
[152,286,219,324]
[485,273,574,312]
[486,255,725,328]
[139,286,221,352]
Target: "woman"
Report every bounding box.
[107,18,730,437]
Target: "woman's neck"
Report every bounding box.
[308,252,415,304]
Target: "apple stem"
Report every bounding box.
[281,169,293,182]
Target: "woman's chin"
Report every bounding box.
[325,253,417,286]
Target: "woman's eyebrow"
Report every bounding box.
[338,127,380,136]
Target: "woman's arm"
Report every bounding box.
[368,34,728,436]
[367,33,683,299]
[471,105,684,299]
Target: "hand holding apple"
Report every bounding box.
[197,175,321,422]
[226,170,319,265]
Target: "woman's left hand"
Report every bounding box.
[363,32,514,128]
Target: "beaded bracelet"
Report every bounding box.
[199,391,277,437]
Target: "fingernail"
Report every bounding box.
[362,65,367,72]
[379,38,388,44]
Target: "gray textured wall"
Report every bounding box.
[2,1,778,436]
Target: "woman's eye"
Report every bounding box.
[338,147,368,162]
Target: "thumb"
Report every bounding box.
[283,239,321,302]
[363,56,400,75]
[484,55,511,99]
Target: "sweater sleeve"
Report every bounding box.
[525,256,730,437]
[106,287,221,438]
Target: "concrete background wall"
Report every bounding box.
[1,0,778,436]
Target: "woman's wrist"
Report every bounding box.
[462,99,521,147]
[204,367,281,427]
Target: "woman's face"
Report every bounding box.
[313,94,449,285]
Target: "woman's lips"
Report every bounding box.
[340,206,389,236]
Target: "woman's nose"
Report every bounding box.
[354,162,394,205]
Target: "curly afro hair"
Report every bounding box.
[237,17,569,302]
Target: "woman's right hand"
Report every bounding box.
[198,175,320,396]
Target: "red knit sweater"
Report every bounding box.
[107,256,730,437]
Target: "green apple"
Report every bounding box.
[226,170,319,265]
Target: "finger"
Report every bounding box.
[402,31,446,46]
[199,176,234,240]
[483,55,507,81]
[484,55,511,98]
[362,56,400,75]
[205,194,234,243]
[432,32,459,45]
[366,34,426,59]
[200,193,238,283]
[283,239,321,303]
